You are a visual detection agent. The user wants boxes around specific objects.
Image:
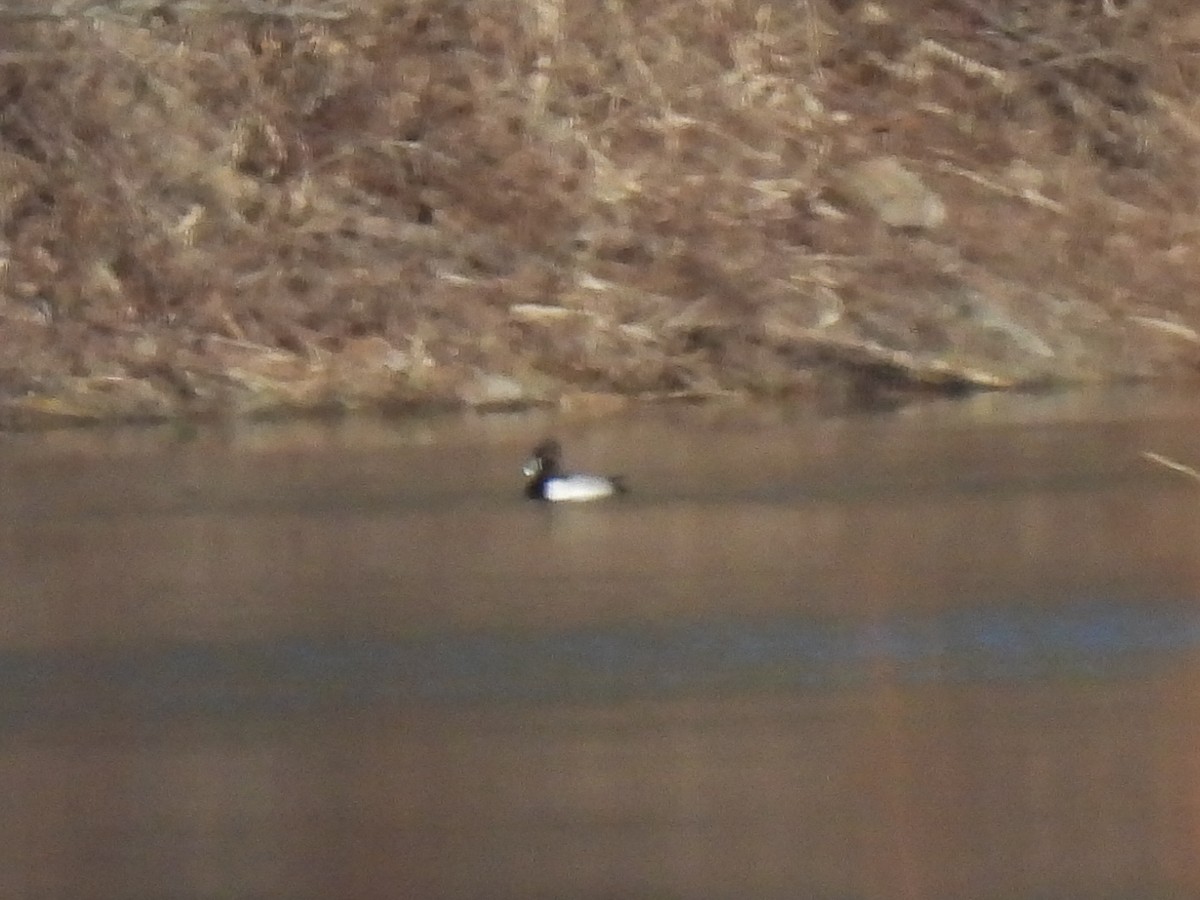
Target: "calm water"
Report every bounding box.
[1,390,1199,899]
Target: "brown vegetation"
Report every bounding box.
[0,0,1198,426]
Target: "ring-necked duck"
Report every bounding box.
[522,439,626,502]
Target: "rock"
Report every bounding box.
[558,391,628,417]
[460,372,530,409]
[837,156,946,230]
[341,336,411,373]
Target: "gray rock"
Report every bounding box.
[461,373,529,408]
[838,156,946,230]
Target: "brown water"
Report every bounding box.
[1,390,1200,900]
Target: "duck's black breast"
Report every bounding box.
[525,476,550,500]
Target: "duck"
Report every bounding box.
[522,439,627,502]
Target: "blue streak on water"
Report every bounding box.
[2,600,1199,728]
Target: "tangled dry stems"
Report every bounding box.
[0,0,1198,424]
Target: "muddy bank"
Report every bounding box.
[0,0,1198,428]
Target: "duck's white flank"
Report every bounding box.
[543,475,619,502]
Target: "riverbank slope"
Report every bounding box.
[0,0,1197,426]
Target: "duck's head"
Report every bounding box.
[522,439,562,480]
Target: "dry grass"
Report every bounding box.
[1142,450,1200,483]
[0,0,1199,425]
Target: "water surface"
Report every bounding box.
[1,390,1199,899]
